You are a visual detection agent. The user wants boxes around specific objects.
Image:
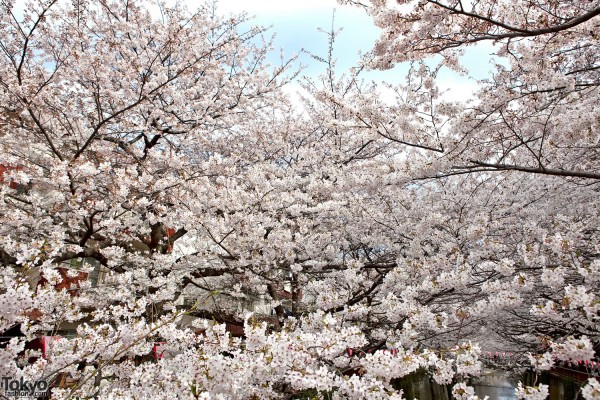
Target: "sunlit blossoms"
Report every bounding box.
[516,383,550,400]
[583,378,600,400]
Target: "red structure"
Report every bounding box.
[37,267,88,296]
[0,164,21,189]
[153,342,167,360]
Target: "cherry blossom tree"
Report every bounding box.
[0,0,598,399]
[332,0,600,398]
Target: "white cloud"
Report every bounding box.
[438,79,479,104]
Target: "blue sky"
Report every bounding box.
[215,0,404,79]
[224,2,385,77]
[213,0,496,102]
